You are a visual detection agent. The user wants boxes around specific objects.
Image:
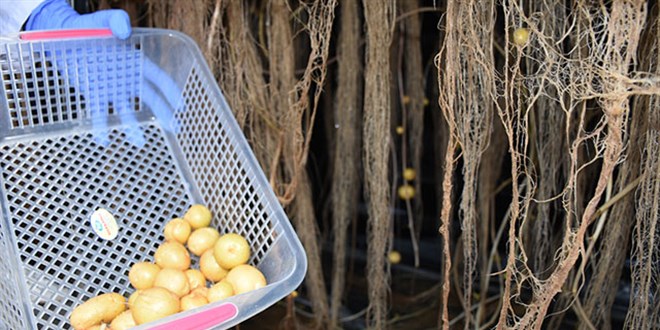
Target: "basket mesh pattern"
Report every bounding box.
[0,125,191,329]
[1,38,141,129]
[175,66,280,265]
[0,228,26,329]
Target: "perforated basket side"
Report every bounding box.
[174,64,281,266]
[0,214,28,329]
[1,37,142,131]
[0,125,193,329]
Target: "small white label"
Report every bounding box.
[90,208,119,240]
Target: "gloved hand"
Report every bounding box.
[24,0,181,148]
[25,0,131,39]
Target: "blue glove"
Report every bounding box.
[25,0,131,39]
[24,0,181,148]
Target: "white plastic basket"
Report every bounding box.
[0,28,306,329]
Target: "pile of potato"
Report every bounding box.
[69,204,267,330]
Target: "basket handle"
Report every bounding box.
[19,28,113,40]
[147,303,238,330]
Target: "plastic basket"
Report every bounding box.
[0,28,306,329]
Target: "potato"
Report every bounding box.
[154,241,191,270]
[187,227,220,256]
[127,291,140,310]
[69,293,126,330]
[163,218,192,244]
[154,268,190,297]
[513,27,530,46]
[225,265,267,295]
[199,249,228,282]
[109,310,136,330]
[402,168,416,181]
[83,325,108,330]
[213,233,250,270]
[207,280,234,303]
[184,204,212,229]
[131,287,180,325]
[128,262,161,290]
[185,269,207,290]
[191,286,209,298]
[181,292,209,311]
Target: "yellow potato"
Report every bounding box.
[69,293,126,330]
[225,265,267,295]
[191,286,209,298]
[109,310,136,330]
[187,227,220,256]
[154,241,191,270]
[185,269,207,290]
[163,218,192,244]
[128,262,161,290]
[82,325,107,330]
[397,184,415,200]
[184,204,212,229]
[402,168,416,181]
[131,287,180,325]
[213,233,250,270]
[388,250,402,264]
[200,249,228,282]
[513,27,530,46]
[154,268,191,297]
[181,292,209,311]
[207,280,234,303]
[127,291,140,310]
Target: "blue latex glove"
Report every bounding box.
[24,0,181,148]
[25,0,131,39]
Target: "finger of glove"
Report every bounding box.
[90,99,145,148]
[142,83,181,134]
[115,99,146,148]
[142,58,182,111]
[71,10,132,40]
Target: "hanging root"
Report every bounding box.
[362,0,396,327]
[400,0,426,267]
[166,0,208,48]
[268,0,338,326]
[495,1,654,328]
[526,0,569,278]
[218,0,273,163]
[437,0,496,327]
[578,12,658,324]
[625,5,660,328]
[329,0,362,327]
[475,116,508,327]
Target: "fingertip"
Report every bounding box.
[109,10,132,40]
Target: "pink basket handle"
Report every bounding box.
[147,303,239,330]
[19,28,113,40]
